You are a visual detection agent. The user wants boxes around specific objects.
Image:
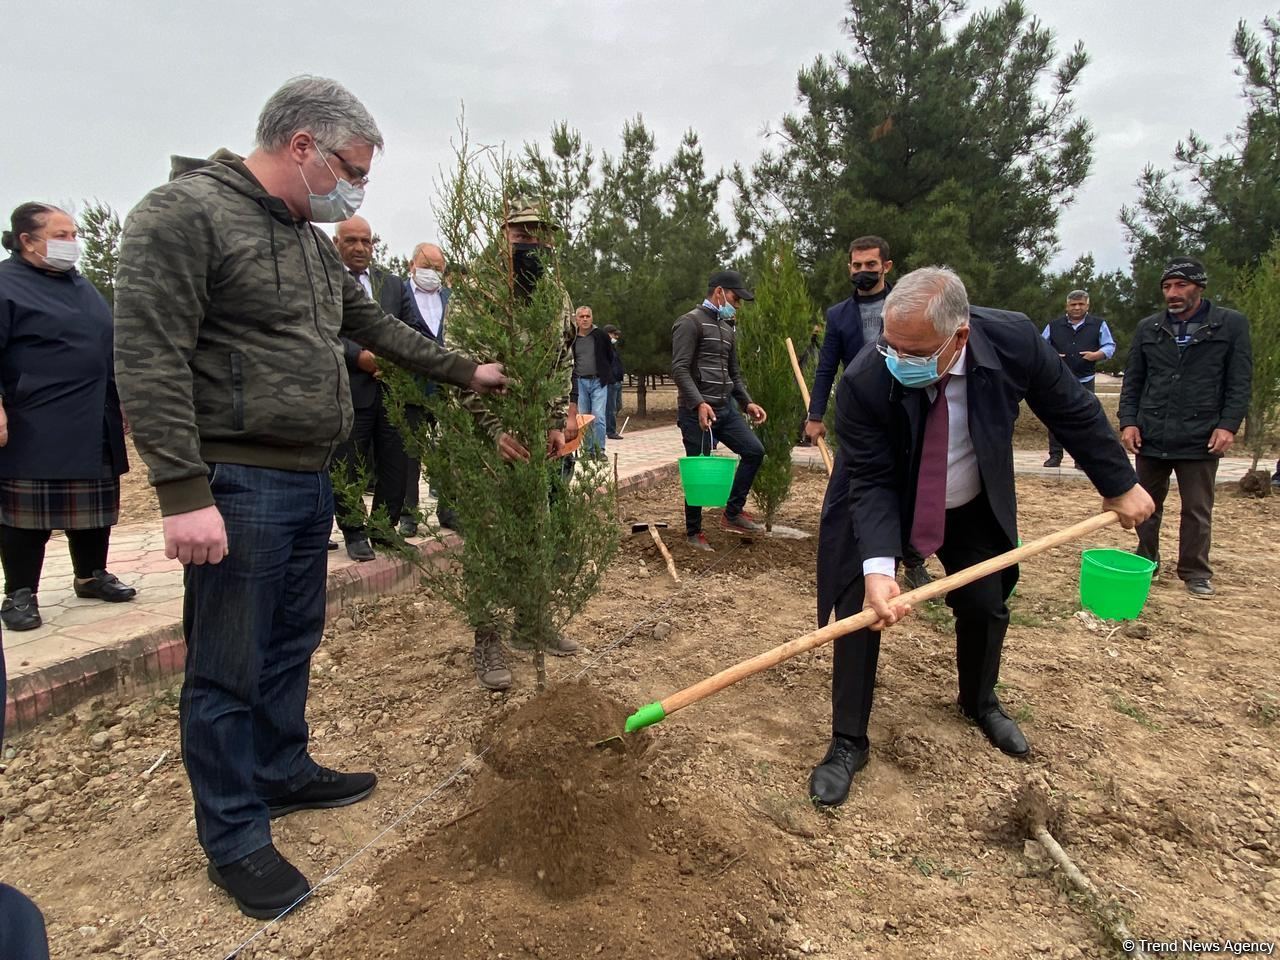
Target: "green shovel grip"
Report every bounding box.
[624,701,666,733]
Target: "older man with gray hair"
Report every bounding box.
[1041,289,1116,468]
[810,267,1154,807]
[114,75,507,919]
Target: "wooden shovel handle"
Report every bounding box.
[648,525,681,584]
[785,337,834,476]
[660,511,1120,718]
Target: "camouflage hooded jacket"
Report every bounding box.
[114,149,479,516]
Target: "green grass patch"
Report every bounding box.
[1111,695,1160,730]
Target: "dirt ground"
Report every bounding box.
[2,470,1277,959]
[118,435,161,526]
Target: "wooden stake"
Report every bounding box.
[785,337,834,476]
[647,525,681,584]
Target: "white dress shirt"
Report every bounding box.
[864,345,980,578]
[350,269,373,299]
[413,287,444,338]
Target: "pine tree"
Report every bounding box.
[1231,238,1280,471]
[737,234,818,530]
[384,128,619,690]
[78,200,122,308]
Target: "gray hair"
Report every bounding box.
[884,266,970,336]
[255,76,384,153]
[1066,289,1090,302]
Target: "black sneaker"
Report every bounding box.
[208,843,310,920]
[1,588,41,631]
[265,767,378,819]
[1042,456,1062,468]
[1186,578,1214,598]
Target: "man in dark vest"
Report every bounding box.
[1041,290,1115,468]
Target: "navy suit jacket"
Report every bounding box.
[341,266,421,409]
[815,307,1138,625]
[403,282,449,398]
[808,286,894,420]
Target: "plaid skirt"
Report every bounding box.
[0,477,122,530]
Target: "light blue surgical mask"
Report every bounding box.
[879,331,956,389]
[717,298,737,321]
[299,151,365,223]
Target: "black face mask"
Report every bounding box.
[512,242,545,296]
[851,270,881,292]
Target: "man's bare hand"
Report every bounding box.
[546,429,567,458]
[356,350,378,375]
[1207,428,1235,456]
[470,362,509,394]
[163,505,229,565]
[1103,484,1156,530]
[0,401,8,447]
[1120,426,1142,455]
[564,405,580,443]
[803,419,826,443]
[746,403,768,425]
[863,573,911,631]
[497,432,531,462]
[1079,349,1106,362]
[697,402,717,432]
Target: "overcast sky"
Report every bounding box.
[4,0,1272,276]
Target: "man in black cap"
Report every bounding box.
[671,269,768,550]
[602,324,625,439]
[1119,257,1252,597]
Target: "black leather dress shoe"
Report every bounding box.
[73,570,137,603]
[266,767,377,819]
[808,736,869,807]
[345,538,376,562]
[971,705,1029,757]
[1,589,41,631]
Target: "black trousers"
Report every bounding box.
[0,525,112,594]
[1047,377,1095,459]
[332,390,410,540]
[830,491,1017,738]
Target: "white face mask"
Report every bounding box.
[413,268,442,293]
[299,151,365,223]
[40,238,81,272]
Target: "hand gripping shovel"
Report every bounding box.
[785,337,834,476]
[597,511,1120,748]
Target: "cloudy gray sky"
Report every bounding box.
[4,0,1272,275]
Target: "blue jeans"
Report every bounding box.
[676,404,765,534]
[576,377,609,454]
[606,382,623,435]
[180,464,331,865]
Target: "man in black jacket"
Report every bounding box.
[603,324,625,439]
[332,215,428,561]
[810,267,1154,807]
[671,269,768,550]
[1119,257,1252,598]
[572,305,617,458]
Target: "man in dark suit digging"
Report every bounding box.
[810,266,1155,807]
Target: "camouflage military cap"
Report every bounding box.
[504,198,561,231]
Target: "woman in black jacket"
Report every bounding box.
[0,202,136,631]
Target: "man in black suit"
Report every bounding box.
[809,267,1154,807]
[332,216,428,561]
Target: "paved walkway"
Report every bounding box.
[1,423,1258,730]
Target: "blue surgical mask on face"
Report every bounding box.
[879,332,956,388]
[718,298,736,321]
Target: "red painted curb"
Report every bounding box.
[2,466,678,734]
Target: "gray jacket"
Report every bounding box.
[671,304,753,411]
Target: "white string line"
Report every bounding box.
[223,541,745,959]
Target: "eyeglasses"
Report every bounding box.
[875,331,955,366]
[325,148,370,188]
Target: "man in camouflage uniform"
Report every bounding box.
[113,76,506,920]
[462,200,583,690]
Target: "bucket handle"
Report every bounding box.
[701,425,716,456]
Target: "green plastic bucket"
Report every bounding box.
[1079,548,1156,621]
[678,455,737,507]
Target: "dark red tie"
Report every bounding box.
[909,375,951,558]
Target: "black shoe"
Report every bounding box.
[436,507,462,532]
[808,735,869,807]
[327,540,339,551]
[398,517,418,538]
[1042,456,1062,468]
[266,767,378,819]
[73,570,137,603]
[606,433,624,440]
[1186,578,1214,597]
[1,588,41,631]
[968,705,1029,757]
[902,563,932,591]
[208,843,310,920]
[345,538,376,562]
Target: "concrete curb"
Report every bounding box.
[4,462,680,735]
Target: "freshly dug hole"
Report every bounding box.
[459,681,654,899]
